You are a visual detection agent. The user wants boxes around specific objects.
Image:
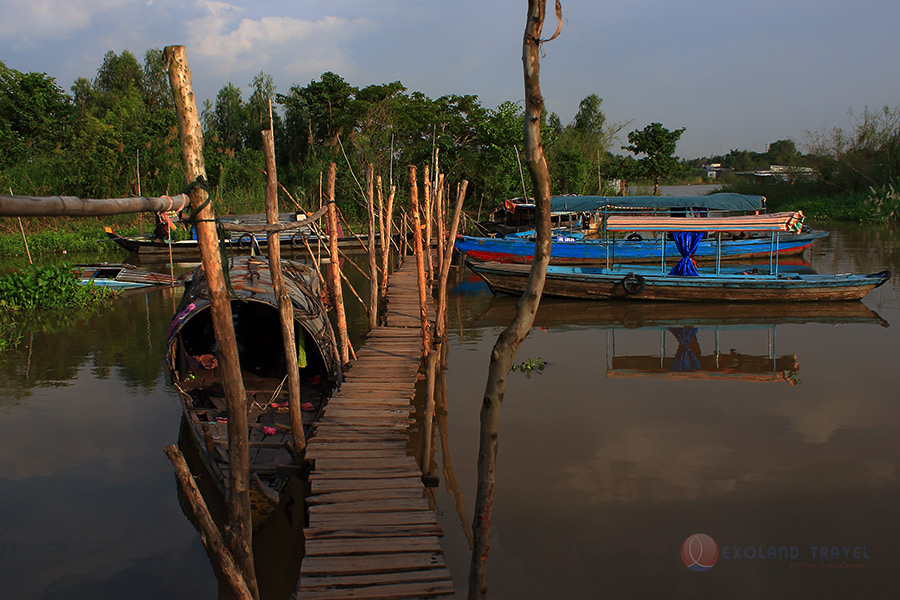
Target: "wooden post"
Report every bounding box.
[423,165,434,286]
[408,166,431,358]
[262,129,306,454]
[380,185,396,299]
[164,446,254,600]
[165,45,258,599]
[436,181,468,340]
[326,163,350,365]
[366,164,378,329]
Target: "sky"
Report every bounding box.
[2,0,899,159]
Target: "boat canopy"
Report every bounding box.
[606,211,805,233]
[548,193,766,213]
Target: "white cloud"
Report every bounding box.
[187,1,374,79]
[0,0,130,43]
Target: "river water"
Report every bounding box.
[0,222,898,599]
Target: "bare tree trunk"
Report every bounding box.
[467,3,560,599]
[165,45,258,599]
[262,129,306,454]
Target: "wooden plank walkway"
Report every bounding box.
[296,261,454,599]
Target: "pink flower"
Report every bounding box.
[262,426,277,436]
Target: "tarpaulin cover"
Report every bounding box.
[668,231,705,276]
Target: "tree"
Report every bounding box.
[546,94,626,195]
[622,121,685,195]
[469,2,561,598]
[767,139,799,166]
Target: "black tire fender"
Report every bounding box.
[622,272,645,295]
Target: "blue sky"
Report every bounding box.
[2,0,898,158]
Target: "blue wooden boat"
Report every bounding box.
[76,263,177,289]
[467,212,891,302]
[460,193,828,265]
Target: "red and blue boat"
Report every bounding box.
[459,194,828,265]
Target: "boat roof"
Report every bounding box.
[504,193,766,213]
[605,211,805,233]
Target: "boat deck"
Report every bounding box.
[296,261,454,599]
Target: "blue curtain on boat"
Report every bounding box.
[668,231,705,276]
[669,327,701,372]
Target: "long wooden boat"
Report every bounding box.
[76,263,177,289]
[467,211,891,302]
[166,255,341,525]
[461,193,828,265]
[469,260,890,302]
[105,226,376,257]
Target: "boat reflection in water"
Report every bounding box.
[606,325,802,384]
[463,292,888,388]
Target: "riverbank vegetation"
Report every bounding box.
[0,263,116,311]
[2,49,898,260]
[692,106,900,224]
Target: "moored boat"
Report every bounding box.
[467,211,890,302]
[458,193,828,265]
[76,263,177,289]
[166,255,341,525]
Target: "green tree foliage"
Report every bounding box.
[622,122,685,195]
[546,95,625,195]
[1,50,180,199]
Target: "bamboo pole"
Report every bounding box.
[366,164,378,328]
[262,129,306,454]
[376,175,386,261]
[434,174,445,281]
[437,181,468,340]
[326,163,350,365]
[408,166,431,358]
[0,193,191,217]
[423,165,434,287]
[380,185,396,299]
[164,45,258,600]
[164,445,254,600]
[9,188,33,264]
[421,180,468,473]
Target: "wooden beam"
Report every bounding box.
[0,193,190,217]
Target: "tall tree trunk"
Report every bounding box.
[165,45,258,599]
[468,3,561,599]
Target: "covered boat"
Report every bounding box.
[166,255,341,523]
[459,193,827,264]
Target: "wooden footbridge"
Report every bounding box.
[296,260,454,599]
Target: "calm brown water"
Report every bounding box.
[0,223,898,599]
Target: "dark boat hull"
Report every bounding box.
[468,261,891,302]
